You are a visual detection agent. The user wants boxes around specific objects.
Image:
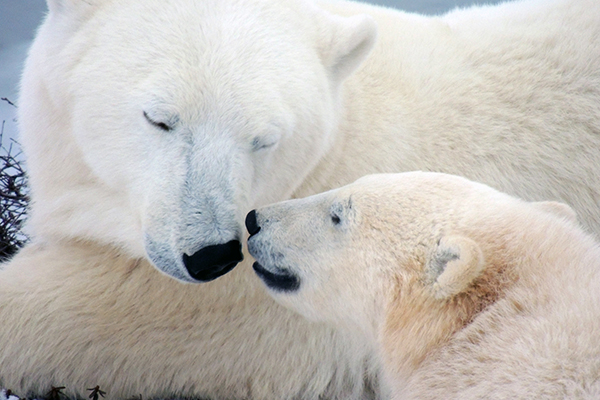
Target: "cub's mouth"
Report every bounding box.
[252,262,300,292]
[246,209,301,292]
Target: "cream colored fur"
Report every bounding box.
[428,236,485,299]
[249,172,600,399]
[2,0,600,398]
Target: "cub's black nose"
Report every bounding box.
[182,240,243,282]
[245,210,261,236]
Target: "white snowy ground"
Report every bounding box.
[0,389,38,400]
[0,389,20,400]
[0,0,502,398]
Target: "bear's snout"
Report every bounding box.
[245,209,261,236]
[182,240,243,282]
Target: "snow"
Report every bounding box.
[0,389,35,400]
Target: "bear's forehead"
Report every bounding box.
[101,6,304,61]
[102,0,310,42]
[84,2,320,122]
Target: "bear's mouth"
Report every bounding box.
[252,262,300,292]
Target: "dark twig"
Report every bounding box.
[87,386,106,400]
[45,386,67,400]
[0,98,16,107]
[0,135,29,262]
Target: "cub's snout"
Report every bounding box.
[245,210,261,237]
[245,209,301,292]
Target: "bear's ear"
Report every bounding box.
[533,201,578,224]
[427,235,485,299]
[317,13,378,83]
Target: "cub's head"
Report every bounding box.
[247,172,577,332]
[20,0,376,282]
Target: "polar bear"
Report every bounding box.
[1,0,599,398]
[247,172,600,399]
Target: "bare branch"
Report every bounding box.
[1,98,17,107]
[0,134,29,262]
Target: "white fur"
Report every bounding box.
[2,0,599,397]
[249,172,600,399]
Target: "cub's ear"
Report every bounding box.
[533,201,578,224]
[316,12,378,83]
[427,235,485,300]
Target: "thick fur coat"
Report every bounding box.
[248,172,600,399]
[1,0,599,398]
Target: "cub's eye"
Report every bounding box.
[144,111,172,132]
[331,212,341,225]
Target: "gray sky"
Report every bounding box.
[0,0,503,148]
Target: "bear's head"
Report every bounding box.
[18,0,377,282]
[247,172,577,344]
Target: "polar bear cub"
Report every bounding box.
[247,172,600,399]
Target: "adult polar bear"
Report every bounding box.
[1,0,599,398]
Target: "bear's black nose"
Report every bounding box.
[245,210,261,236]
[182,240,243,282]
